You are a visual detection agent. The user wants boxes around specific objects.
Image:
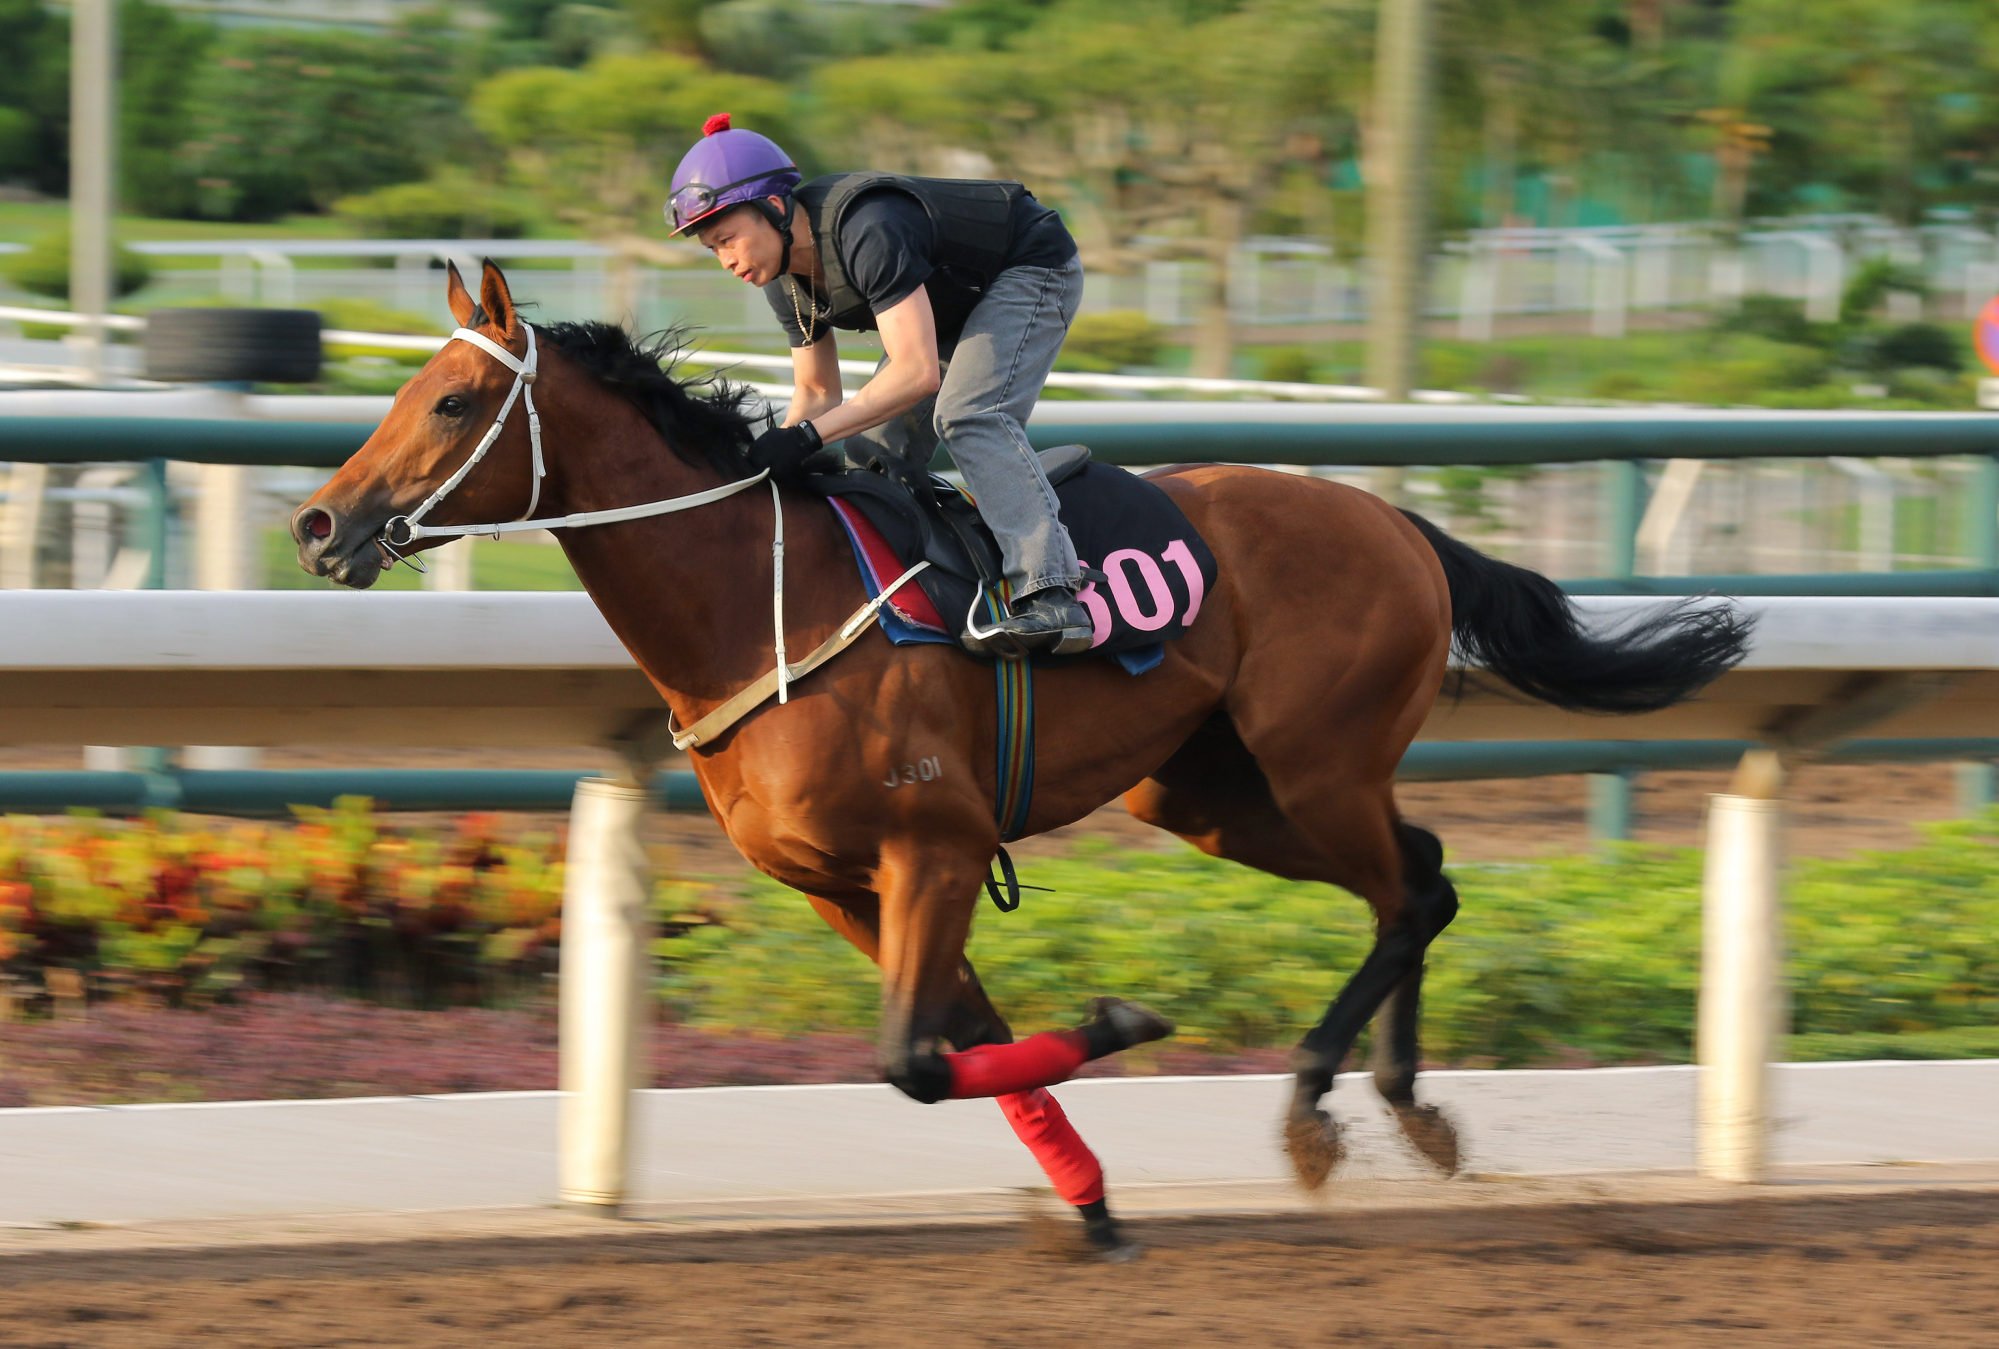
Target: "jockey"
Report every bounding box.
[666,113,1093,659]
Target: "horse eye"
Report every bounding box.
[435,395,468,418]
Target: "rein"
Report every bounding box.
[381,322,925,729]
[380,325,774,551]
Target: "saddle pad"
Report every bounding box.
[827,496,950,639]
[827,461,1217,671]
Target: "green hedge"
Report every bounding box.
[661,813,1999,1066]
[5,230,153,302]
[7,803,1992,1067]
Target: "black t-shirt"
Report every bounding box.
[765,187,1076,351]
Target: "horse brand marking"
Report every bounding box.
[884,756,943,788]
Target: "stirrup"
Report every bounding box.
[962,590,1092,661]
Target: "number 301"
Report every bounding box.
[1074,539,1205,648]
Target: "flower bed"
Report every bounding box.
[0,800,575,1012]
[2,803,1995,1078]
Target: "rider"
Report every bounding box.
[665,113,1093,658]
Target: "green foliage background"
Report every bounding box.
[659,814,1999,1066]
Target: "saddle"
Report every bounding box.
[805,444,1214,665]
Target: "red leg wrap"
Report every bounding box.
[945,1029,1090,1099]
[997,1088,1105,1207]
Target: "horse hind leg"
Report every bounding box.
[1126,721,1461,1187]
[1369,824,1463,1175]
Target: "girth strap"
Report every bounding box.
[985,583,1038,912]
[670,561,929,751]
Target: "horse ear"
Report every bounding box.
[445,261,477,329]
[478,259,519,341]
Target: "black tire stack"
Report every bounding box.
[142,308,323,384]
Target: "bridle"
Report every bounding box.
[367,318,929,742]
[380,324,773,554]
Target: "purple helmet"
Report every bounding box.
[665,113,801,236]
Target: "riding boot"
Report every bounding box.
[967,585,1095,660]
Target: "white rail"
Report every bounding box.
[0,590,1994,1198]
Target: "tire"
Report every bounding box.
[143,308,323,384]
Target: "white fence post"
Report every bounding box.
[1698,754,1786,1183]
[424,540,474,592]
[558,776,654,1212]
[184,451,263,769]
[0,462,48,589]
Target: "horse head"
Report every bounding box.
[293,260,543,588]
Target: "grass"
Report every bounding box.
[258,526,582,591]
[0,200,574,271]
[0,201,357,257]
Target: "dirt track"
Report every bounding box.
[0,1190,1993,1347]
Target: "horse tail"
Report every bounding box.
[1399,509,1752,714]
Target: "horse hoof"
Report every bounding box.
[1092,1235,1143,1263]
[1282,1108,1344,1191]
[1083,1213,1143,1263]
[1085,997,1176,1052]
[1393,1102,1462,1176]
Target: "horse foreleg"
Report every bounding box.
[807,891,1138,1257]
[870,849,1172,1105]
[944,960,1139,1258]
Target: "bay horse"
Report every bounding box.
[294,262,1749,1256]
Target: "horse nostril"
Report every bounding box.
[295,507,335,545]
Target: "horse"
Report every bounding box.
[293,261,1750,1256]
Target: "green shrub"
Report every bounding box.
[1254,345,1316,384]
[332,177,532,241]
[1787,1025,1999,1061]
[1840,257,1927,327]
[1476,350,1530,393]
[1058,310,1164,373]
[1883,366,1971,406]
[1710,294,1817,346]
[1420,346,1481,391]
[315,298,447,337]
[1587,369,1656,401]
[1667,345,1830,404]
[658,812,1999,1065]
[1872,322,1963,373]
[315,297,448,370]
[4,230,153,303]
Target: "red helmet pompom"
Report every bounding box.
[702,112,732,137]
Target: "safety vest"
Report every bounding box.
[791,172,1023,332]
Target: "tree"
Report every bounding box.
[1720,0,1999,223]
[813,0,1370,376]
[0,0,73,194]
[118,0,214,217]
[471,52,791,313]
[178,22,469,221]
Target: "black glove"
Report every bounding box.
[747,420,824,480]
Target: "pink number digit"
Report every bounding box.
[1162,538,1205,626]
[1105,548,1174,631]
[1073,562,1113,647]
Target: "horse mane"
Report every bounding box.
[477,309,762,473]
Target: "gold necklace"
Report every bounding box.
[787,274,822,346]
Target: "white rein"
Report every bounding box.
[381,324,799,700]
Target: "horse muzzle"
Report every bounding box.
[291,502,388,589]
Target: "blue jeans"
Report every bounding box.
[843,255,1085,597]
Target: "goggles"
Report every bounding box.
[667,169,797,232]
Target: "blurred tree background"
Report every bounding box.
[6,0,1993,232]
[3,0,1997,385]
